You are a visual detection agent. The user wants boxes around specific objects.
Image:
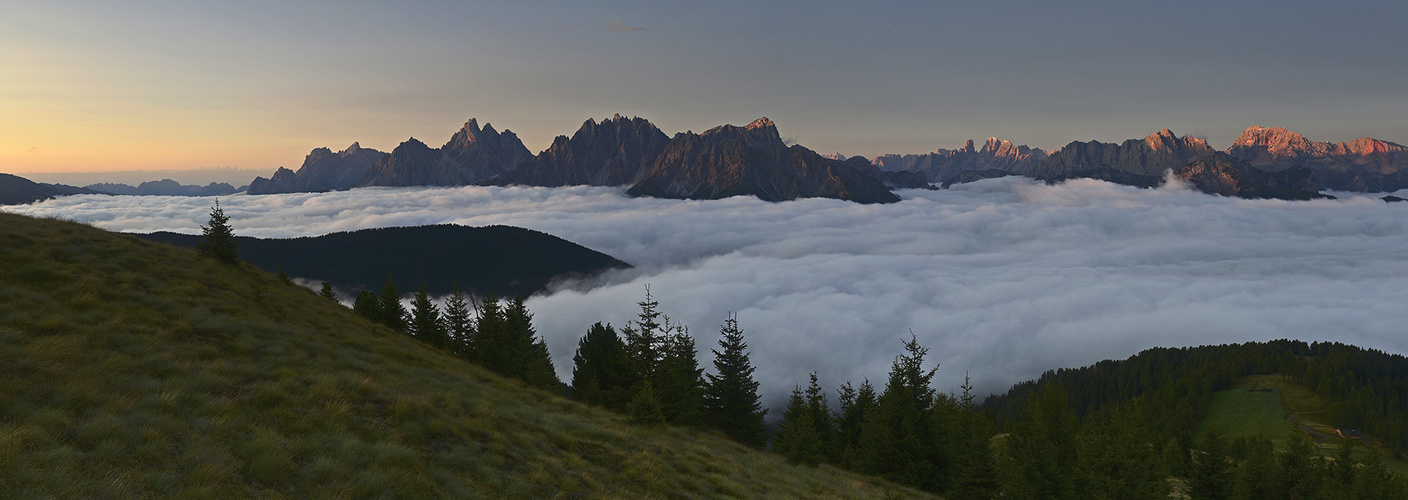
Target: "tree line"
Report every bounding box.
[204,204,1408,497]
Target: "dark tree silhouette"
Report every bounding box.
[572,322,632,411]
[197,200,238,264]
[318,278,337,300]
[410,281,447,349]
[702,313,767,447]
[442,282,473,357]
[378,275,407,333]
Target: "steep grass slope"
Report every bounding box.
[0,213,930,498]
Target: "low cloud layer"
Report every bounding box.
[9,179,1408,415]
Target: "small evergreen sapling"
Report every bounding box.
[319,279,337,301]
[197,200,239,264]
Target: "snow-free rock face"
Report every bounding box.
[355,138,466,187]
[356,118,533,187]
[440,118,534,181]
[1173,153,1328,200]
[489,114,670,187]
[1031,129,1216,182]
[247,143,386,194]
[873,137,1047,182]
[627,117,901,204]
[1226,126,1408,192]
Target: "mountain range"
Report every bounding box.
[246,115,921,204]
[888,126,1408,196]
[250,117,1406,202]
[84,179,243,196]
[9,118,1406,207]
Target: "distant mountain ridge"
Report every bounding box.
[874,137,1047,182]
[249,115,916,204]
[488,114,669,187]
[359,118,532,188]
[1226,126,1408,192]
[85,179,242,196]
[623,117,902,203]
[239,119,1408,202]
[887,126,1407,196]
[248,142,385,194]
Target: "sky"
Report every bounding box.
[7,180,1408,414]
[4,0,1407,179]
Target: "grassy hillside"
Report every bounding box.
[0,212,930,498]
[1200,374,1408,474]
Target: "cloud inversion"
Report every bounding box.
[8,179,1408,415]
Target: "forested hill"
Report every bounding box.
[981,340,1408,451]
[0,211,929,497]
[137,224,630,297]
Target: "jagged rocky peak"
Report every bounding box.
[342,142,362,154]
[442,116,516,152]
[746,116,776,131]
[1231,125,1406,156]
[1232,125,1309,150]
[398,137,430,151]
[962,139,976,153]
[1143,128,1206,151]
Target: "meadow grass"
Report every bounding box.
[1197,374,1408,474]
[0,213,932,498]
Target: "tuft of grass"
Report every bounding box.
[0,212,931,498]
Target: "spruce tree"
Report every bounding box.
[950,374,998,500]
[654,324,703,426]
[276,264,292,285]
[502,297,559,389]
[1234,437,1277,500]
[860,334,943,490]
[774,385,824,465]
[318,279,337,301]
[999,384,1078,499]
[627,380,666,426]
[802,372,836,460]
[473,295,505,369]
[620,286,663,386]
[377,275,407,333]
[442,282,473,358]
[702,313,767,447]
[572,322,632,411]
[835,379,877,468]
[1277,432,1325,500]
[197,200,239,264]
[353,290,382,323]
[409,281,447,349]
[1190,427,1234,500]
[1074,404,1168,500]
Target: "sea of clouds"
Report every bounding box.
[9,177,1408,414]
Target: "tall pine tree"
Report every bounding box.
[409,281,447,349]
[377,275,407,333]
[442,282,473,358]
[702,313,767,447]
[654,324,703,426]
[835,379,877,469]
[774,384,825,465]
[859,333,943,490]
[571,322,632,411]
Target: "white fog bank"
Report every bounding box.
[8,178,1408,412]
